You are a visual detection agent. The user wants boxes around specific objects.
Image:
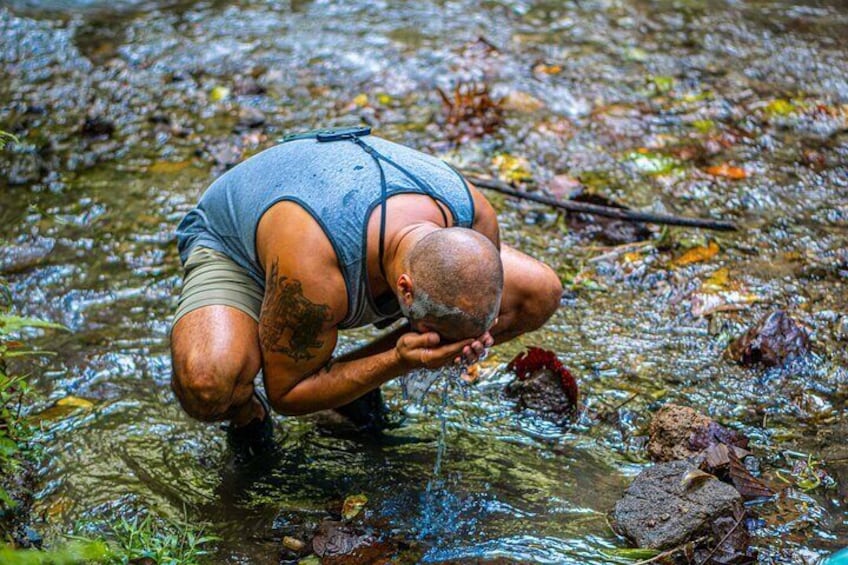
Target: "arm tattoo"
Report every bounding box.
[259,260,331,361]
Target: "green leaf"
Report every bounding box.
[602,547,662,560]
[0,315,67,334]
[625,151,677,175]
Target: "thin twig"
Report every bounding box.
[698,514,745,565]
[465,174,739,232]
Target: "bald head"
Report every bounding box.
[400,228,503,340]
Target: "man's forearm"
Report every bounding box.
[266,348,409,416]
[333,323,410,364]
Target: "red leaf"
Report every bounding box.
[507,347,579,406]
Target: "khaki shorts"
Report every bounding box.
[172,247,264,328]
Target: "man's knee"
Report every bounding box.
[513,265,562,332]
[171,355,252,422]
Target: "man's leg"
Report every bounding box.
[170,305,265,427]
[493,245,563,343]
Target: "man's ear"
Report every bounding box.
[397,273,414,306]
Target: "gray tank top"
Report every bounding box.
[176,134,475,329]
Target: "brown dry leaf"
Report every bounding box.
[533,63,562,75]
[727,448,776,499]
[672,241,719,267]
[148,160,190,174]
[706,164,748,179]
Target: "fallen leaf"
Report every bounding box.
[501,91,546,113]
[376,93,392,105]
[690,290,759,317]
[680,468,717,490]
[672,241,719,266]
[341,494,368,520]
[209,86,230,102]
[56,396,94,410]
[727,448,776,499]
[492,153,533,183]
[706,164,747,180]
[283,536,306,552]
[626,150,677,175]
[533,63,562,75]
[651,75,675,94]
[703,267,730,291]
[148,161,190,174]
[765,99,796,117]
[352,93,369,107]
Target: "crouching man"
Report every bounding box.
[170,128,562,454]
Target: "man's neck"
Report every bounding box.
[382,221,440,288]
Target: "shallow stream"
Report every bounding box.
[1,0,847,562]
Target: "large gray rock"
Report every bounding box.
[612,460,744,550]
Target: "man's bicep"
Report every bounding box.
[258,257,339,394]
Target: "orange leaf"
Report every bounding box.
[706,164,747,179]
[673,241,719,267]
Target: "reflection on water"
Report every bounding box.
[2,0,847,561]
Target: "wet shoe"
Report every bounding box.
[331,388,404,436]
[224,390,277,462]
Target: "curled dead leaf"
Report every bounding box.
[680,468,717,490]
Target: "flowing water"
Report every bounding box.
[1,0,847,562]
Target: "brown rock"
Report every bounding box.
[648,404,714,462]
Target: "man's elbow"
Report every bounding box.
[267,392,314,417]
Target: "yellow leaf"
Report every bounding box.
[341,494,368,520]
[57,396,95,409]
[148,160,190,174]
[623,251,642,263]
[209,86,231,102]
[672,241,719,267]
[492,154,533,183]
[352,93,369,107]
[703,267,729,291]
[376,93,392,105]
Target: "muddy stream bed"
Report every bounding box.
[1,0,847,562]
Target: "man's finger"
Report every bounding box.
[403,331,441,349]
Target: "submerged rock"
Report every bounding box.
[612,460,748,557]
[726,310,810,367]
[647,404,748,463]
[312,520,395,565]
[504,347,578,423]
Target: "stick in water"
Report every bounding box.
[464,175,739,232]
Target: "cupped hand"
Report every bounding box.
[394,331,474,371]
[453,331,494,366]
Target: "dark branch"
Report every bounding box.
[465,174,739,232]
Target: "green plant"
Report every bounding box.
[105,513,217,564]
[0,539,110,564]
[0,279,67,510]
[0,130,19,150]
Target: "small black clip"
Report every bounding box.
[316,126,372,142]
